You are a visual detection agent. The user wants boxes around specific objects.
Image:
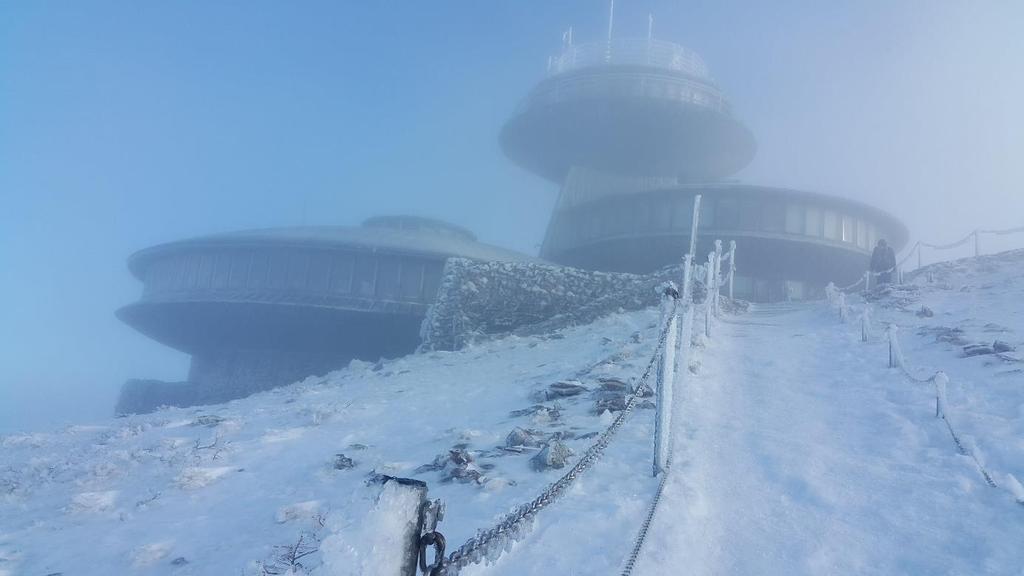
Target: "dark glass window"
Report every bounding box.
[717,198,738,229]
[399,260,425,300]
[673,197,694,231]
[212,253,231,289]
[248,252,269,289]
[307,253,331,292]
[287,252,310,290]
[228,252,250,289]
[330,253,354,294]
[196,253,214,289]
[763,202,786,233]
[739,200,760,230]
[266,251,289,290]
[375,256,401,300]
[355,255,377,297]
[422,261,444,299]
[785,204,803,234]
[700,197,715,227]
[183,254,200,289]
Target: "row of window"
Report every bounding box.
[546,194,883,252]
[533,73,725,113]
[141,249,445,304]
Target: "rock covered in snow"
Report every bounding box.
[505,427,543,448]
[530,440,574,471]
[533,380,588,401]
[333,454,356,470]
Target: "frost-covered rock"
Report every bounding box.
[333,454,356,470]
[530,440,574,471]
[993,340,1016,353]
[533,380,588,401]
[505,427,543,448]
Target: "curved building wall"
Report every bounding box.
[542,185,907,301]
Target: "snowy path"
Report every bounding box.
[634,303,1024,575]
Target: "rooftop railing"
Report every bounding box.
[547,39,710,79]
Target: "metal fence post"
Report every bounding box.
[886,324,898,368]
[705,251,715,337]
[713,240,723,316]
[934,371,949,419]
[653,286,679,477]
[728,240,736,301]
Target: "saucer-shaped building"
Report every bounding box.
[117,216,535,408]
[502,38,907,301]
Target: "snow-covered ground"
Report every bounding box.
[3,250,1024,575]
[1,308,667,576]
[634,303,1023,575]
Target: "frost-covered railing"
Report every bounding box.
[547,38,710,78]
[822,289,1024,508]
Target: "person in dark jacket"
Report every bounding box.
[870,239,897,285]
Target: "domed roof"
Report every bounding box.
[127,216,540,278]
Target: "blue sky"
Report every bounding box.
[3,1,1023,432]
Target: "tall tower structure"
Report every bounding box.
[502,36,907,301]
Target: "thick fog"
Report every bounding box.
[2,0,1022,433]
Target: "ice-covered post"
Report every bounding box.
[864,270,871,292]
[934,371,949,419]
[713,240,723,316]
[974,230,980,257]
[861,304,872,342]
[825,282,837,307]
[682,194,702,299]
[705,251,715,337]
[886,324,899,368]
[727,240,736,301]
[358,477,436,576]
[837,291,848,322]
[654,284,679,477]
[681,253,694,306]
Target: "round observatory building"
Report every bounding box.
[117,216,535,411]
[503,38,907,301]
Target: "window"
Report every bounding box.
[212,253,231,290]
[635,201,653,232]
[248,252,269,289]
[266,251,288,290]
[375,256,401,300]
[823,210,839,240]
[183,254,201,289]
[805,207,822,237]
[739,200,760,230]
[422,261,444,299]
[307,253,331,292]
[651,198,672,231]
[330,253,354,294]
[228,252,250,289]
[785,204,803,234]
[673,197,693,231]
[400,260,424,300]
[717,197,738,229]
[354,255,377,297]
[196,253,214,289]
[841,216,854,243]
[287,252,310,290]
[700,197,715,227]
[764,202,786,233]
